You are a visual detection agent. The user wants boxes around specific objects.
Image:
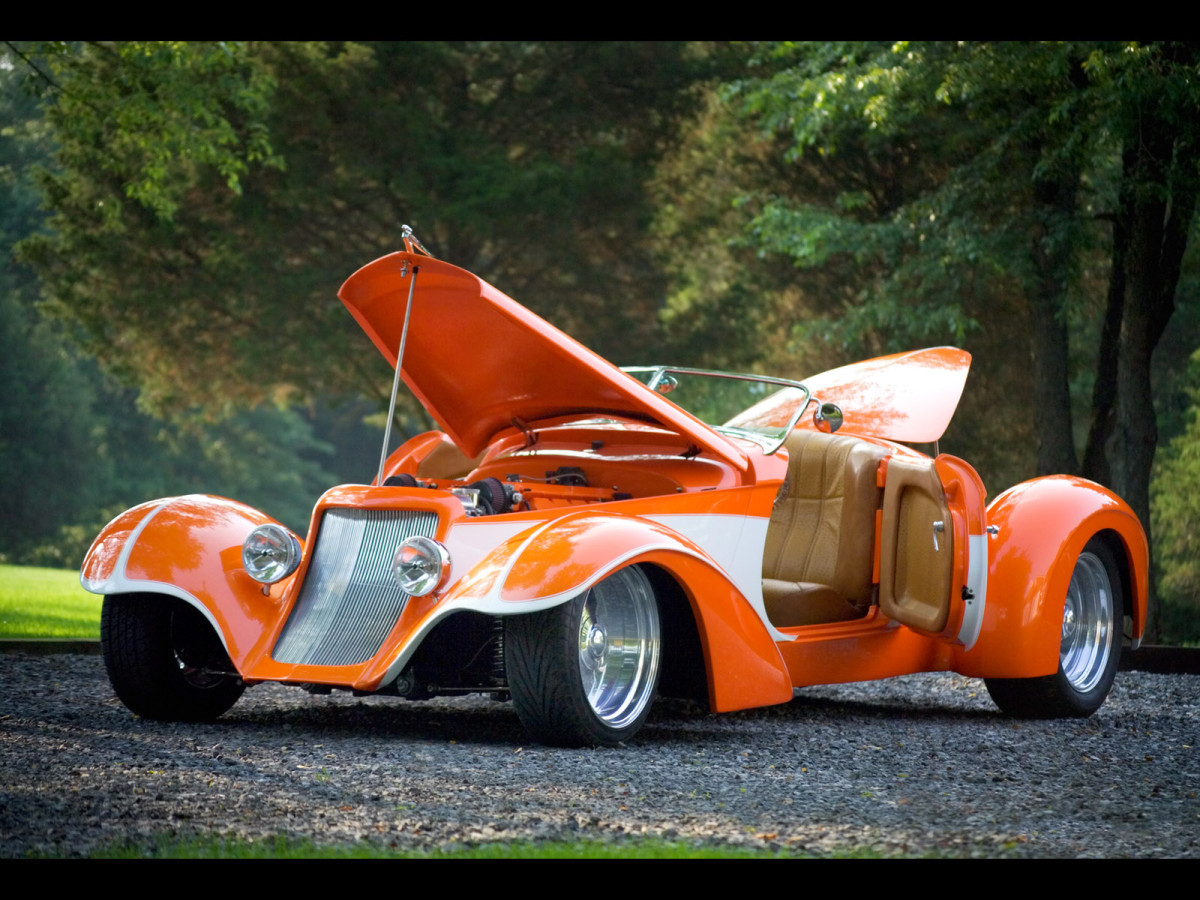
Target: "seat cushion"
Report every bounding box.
[762,579,867,626]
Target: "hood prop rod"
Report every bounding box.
[376,257,419,487]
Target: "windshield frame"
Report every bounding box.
[622,366,812,455]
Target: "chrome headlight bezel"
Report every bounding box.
[391,535,451,596]
[242,523,303,584]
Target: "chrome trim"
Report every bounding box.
[273,508,439,667]
[377,265,420,487]
[622,366,814,456]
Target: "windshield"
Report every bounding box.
[623,367,811,454]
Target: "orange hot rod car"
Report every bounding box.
[82,232,1149,747]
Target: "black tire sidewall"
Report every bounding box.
[102,594,243,722]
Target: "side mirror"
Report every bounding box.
[813,402,843,434]
[655,374,679,395]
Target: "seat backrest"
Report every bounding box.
[762,429,888,605]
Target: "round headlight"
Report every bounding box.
[242,524,302,584]
[391,536,450,596]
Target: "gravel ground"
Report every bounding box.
[1,652,1196,858]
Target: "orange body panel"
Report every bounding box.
[955,475,1148,678]
[776,612,954,686]
[81,495,288,662]
[339,252,749,472]
[732,348,971,443]
[80,499,165,586]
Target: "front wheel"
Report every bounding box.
[102,594,244,721]
[985,537,1123,718]
[506,566,662,747]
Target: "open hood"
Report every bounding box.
[338,252,749,470]
[730,347,971,444]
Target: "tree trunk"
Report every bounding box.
[1080,149,1133,488]
[1027,143,1082,476]
[1106,123,1198,644]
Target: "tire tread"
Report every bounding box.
[506,568,660,747]
[101,594,243,722]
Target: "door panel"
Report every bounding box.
[878,457,955,633]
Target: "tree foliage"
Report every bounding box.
[1151,350,1200,643]
[17,41,707,419]
[9,41,1200,641]
[1,48,338,561]
[654,42,1200,640]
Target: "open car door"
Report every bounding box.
[778,347,989,648]
[877,454,988,648]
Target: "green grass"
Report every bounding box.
[0,563,101,639]
[67,834,893,859]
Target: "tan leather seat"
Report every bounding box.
[762,430,888,627]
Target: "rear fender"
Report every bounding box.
[438,511,793,712]
[955,476,1148,677]
[80,495,290,666]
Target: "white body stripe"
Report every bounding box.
[379,511,786,686]
[441,519,540,586]
[645,514,789,641]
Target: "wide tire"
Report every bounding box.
[506,566,661,747]
[101,594,244,721]
[986,537,1123,718]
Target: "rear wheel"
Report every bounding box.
[986,537,1122,718]
[101,594,244,721]
[506,566,661,747]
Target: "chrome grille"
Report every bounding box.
[272,508,439,667]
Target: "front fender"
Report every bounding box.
[955,476,1148,678]
[80,495,290,667]
[437,510,793,713]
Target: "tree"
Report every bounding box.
[1078,44,1200,536]
[655,43,1102,487]
[0,46,341,561]
[1151,349,1200,643]
[17,41,709,421]
[657,42,1200,640]
[0,45,106,554]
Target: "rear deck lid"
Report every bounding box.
[727,347,971,443]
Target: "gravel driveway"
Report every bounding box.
[2,652,1196,858]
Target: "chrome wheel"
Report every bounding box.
[1060,552,1115,693]
[506,565,663,746]
[576,567,661,729]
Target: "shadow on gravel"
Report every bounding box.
[187,684,1008,748]
[213,695,531,746]
[783,695,999,722]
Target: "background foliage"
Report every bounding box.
[3,41,1199,641]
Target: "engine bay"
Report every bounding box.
[381,420,740,515]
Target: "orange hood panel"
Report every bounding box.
[338,252,749,470]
